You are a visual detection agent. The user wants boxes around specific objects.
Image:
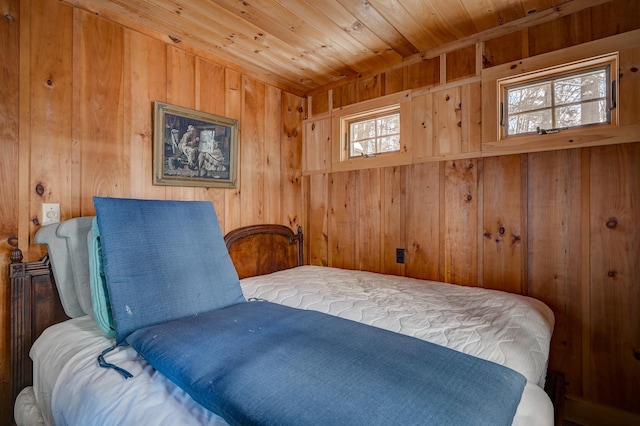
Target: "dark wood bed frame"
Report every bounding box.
[8,223,303,418]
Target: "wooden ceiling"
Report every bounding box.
[63,0,606,94]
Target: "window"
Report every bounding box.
[498,54,617,139]
[347,107,400,157]
[331,91,412,172]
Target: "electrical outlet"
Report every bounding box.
[42,203,61,226]
[396,248,405,264]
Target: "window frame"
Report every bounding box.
[497,53,618,142]
[331,90,412,172]
[346,105,401,158]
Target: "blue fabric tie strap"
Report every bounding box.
[128,301,526,426]
[97,344,133,380]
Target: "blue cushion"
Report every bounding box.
[128,301,526,426]
[88,217,115,337]
[93,197,245,343]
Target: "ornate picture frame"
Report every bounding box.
[153,101,238,188]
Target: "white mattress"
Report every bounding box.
[241,266,555,387]
[26,266,555,426]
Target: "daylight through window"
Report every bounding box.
[500,56,616,138]
[347,109,400,158]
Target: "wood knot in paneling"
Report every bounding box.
[605,218,618,229]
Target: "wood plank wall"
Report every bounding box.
[0,0,303,421]
[303,0,640,419]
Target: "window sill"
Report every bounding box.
[482,123,640,156]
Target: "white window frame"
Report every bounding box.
[497,53,618,141]
[332,91,412,172]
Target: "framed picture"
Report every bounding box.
[153,101,238,188]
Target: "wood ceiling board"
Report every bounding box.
[397,0,475,46]
[147,0,348,82]
[335,0,420,57]
[206,0,364,76]
[272,0,394,71]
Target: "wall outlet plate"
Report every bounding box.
[42,203,61,226]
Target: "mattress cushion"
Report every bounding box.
[93,197,245,343]
[128,301,527,426]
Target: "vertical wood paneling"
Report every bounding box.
[405,163,440,280]
[357,74,383,102]
[433,87,462,156]
[446,45,476,82]
[333,81,357,109]
[482,31,523,68]
[382,166,405,275]
[241,76,266,225]
[78,12,126,211]
[590,0,640,40]
[461,82,482,154]
[281,91,304,230]
[411,93,434,161]
[383,68,404,95]
[589,143,640,412]
[619,46,640,126]
[528,149,583,397]
[356,168,382,272]
[223,69,243,234]
[196,58,227,226]
[310,90,329,116]
[166,46,196,201]
[405,57,440,90]
[0,0,20,419]
[528,11,592,56]
[128,32,167,201]
[442,159,478,286]
[264,84,282,224]
[29,0,73,253]
[482,155,526,293]
[303,117,331,174]
[308,173,329,266]
[328,171,357,269]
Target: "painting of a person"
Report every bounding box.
[198,141,227,177]
[178,124,199,169]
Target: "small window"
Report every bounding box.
[347,109,400,157]
[332,90,411,172]
[499,54,617,138]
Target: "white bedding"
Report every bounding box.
[241,266,555,387]
[25,266,555,426]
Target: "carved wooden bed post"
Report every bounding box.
[10,248,67,413]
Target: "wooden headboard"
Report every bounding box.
[224,224,304,279]
[9,249,68,413]
[8,223,303,414]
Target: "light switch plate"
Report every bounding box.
[42,203,61,226]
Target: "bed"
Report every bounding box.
[10,198,557,426]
